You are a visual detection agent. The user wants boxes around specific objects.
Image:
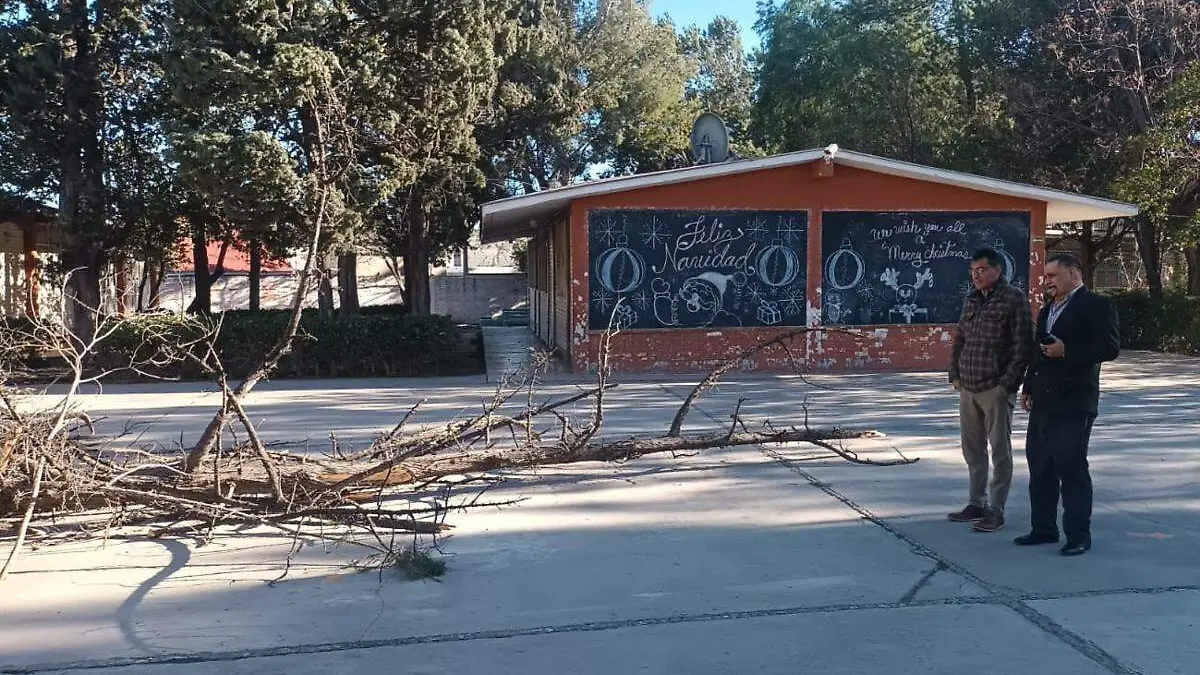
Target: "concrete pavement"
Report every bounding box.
[1,351,1197,674]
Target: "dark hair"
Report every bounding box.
[971,248,1002,268]
[1046,252,1082,270]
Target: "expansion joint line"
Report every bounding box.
[662,385,1143,675]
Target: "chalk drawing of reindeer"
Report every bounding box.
[880,267,933,324]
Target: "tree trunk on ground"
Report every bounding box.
[1134,217,1164,297]
[402,206,431,315]
[337,251,359,313]
[249,242,262,311]
[185,99,333,474]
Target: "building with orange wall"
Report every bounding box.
[479,148,1138,374]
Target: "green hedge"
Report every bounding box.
[3,310,482,381]
[1105,290,1200,355]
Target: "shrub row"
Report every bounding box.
[4,310,482,381]
[1105,290,1200,356]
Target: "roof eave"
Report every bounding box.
[478,149,1141,242]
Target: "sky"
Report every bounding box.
[648,0,763,52]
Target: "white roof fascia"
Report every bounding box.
[479,148,1139,243]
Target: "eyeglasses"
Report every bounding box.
[969,267,995,276]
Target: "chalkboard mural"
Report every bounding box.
[587,209,809,330]
[820,211,1030,325]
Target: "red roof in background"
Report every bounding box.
[173,239,294,274]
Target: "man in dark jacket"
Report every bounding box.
[947,249,1036,533]
[1016,252,1120,556]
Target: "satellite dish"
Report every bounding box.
[690,113,730,165]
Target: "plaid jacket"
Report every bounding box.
[949,279,1036,394]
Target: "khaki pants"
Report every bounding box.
[959,386,1015,514]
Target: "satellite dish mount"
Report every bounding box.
[691,113,730,165]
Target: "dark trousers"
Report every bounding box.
[1025,410,1096,542]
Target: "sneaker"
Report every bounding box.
[947,504,986,522]
[972,509,1005,532]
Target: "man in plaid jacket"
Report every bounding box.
[947,248,1036,533]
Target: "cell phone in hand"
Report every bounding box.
[1039,333,1057,345]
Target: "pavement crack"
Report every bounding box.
[758,444,1146,675]
[898,561,947,605]
[662,390,1147,675]
[7,583,1193,674]
[2,596,995,674]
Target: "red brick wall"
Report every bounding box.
[567,161,1047,374]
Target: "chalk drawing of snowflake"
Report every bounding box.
[778,216,805,243]
[782,287,805,315]
[591,289,615,312]
[642,217,669,248]
[746,283,766,304]
[746,216,769,241]
[594,216,621,246]
[632,289,652,310]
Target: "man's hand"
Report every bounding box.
[1020,392,1032,412]
[951,380,960,391]
[1040,335,1065,359]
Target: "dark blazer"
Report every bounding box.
[1023,287,1120,415]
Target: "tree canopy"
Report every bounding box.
[2,0,1199,325]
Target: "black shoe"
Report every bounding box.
[972,509,1005,532]
[1014,532,1060,545]
[947,504,986,522]
[1060,540,1091,556]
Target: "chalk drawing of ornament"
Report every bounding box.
[746,215,769,241]
[591,289,615,312]
[757,301,782,326]
[594,216,621,245]
[642,216,669,248]
[993,241,1017,282]
[593,234,646,294]
[782,288,805,315]
[756,239,801,287]
[632,289,652,310]
[778,216,805,242]
[825,237,866,290]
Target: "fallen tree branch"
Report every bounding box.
[668,327,864,437]
[0,457,44,581]
[350,426,889,486]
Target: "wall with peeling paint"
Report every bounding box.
[554,160,1047,374]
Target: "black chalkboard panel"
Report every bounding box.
[587,209,809,330]
[820,211,1030,325]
